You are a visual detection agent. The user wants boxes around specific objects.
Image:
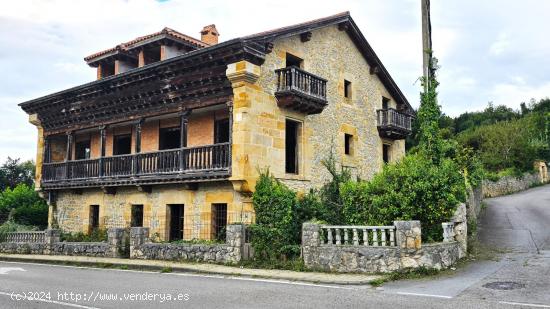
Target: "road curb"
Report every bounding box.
[0,255,376,286]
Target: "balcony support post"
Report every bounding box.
[227,102,233,170]
[133,119,144,175]
[179,110,191,171]
[65,131,73,180]
[98,125,106,177]
[43,137,50,164]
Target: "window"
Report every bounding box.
[100,62,115,78]
[382,97,390,110]
[214,118,230,143]
[344,80,352,98]
[131,205,144,227]
[285,53,303,68]
[168,204,184,241]
[383,144,391,163]
[285,119,300,174]
[113,134,131,155]
[344,134,353,155]
[75,140,91,160]
[212,203,227,241]
[89,205,99,233]
[159,127,181,150]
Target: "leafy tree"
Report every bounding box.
[0,184,48,229]
[0,157,35,192]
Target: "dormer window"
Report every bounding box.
[85,27,212,79]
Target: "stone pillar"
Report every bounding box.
[130,227,149,259]
[394,221,421,249]
[301,222,321,267]
[226,224,246,262]
[225,60,261,194]
[108,228,129,258]
[29,114,44,190]
[452,203,468,258]
[44,229,60,255]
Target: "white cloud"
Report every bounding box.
[489,32,510,56]
[0,0,549,159]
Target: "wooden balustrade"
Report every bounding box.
[320,225,396,247]
[42,143,231,184]
[3,231,46,243]
[274,66,328,114]
[275,66,327,100]
[376,108,412,131]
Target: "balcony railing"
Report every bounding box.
[376,108,412,139]
[275,66,328,114]
[42,143,231,188]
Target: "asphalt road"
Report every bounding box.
[0,261,527,309]
[383,184,550,307]
[0,184,548,309]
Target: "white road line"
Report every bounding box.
[0,260,159,274]
[0,291,101,309]
[165,272,358,290]
[395,292,453,299]
[499,301,550,308]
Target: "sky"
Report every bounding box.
[0,0,549,162]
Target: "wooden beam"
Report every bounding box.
[300,31,312,42]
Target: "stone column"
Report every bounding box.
[225,60,261,194]
[301,222,321,268]
[107,228,129,258]
[44,229,60,255]
[130,227,149,259]
[225,224,246,262]
[452,203,468,258]
[394,221,421,249]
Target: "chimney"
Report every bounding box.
[201,24,219,45]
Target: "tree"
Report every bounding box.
[0,157,35,192]
[0,184,48,228]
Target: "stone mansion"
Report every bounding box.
[19,12,413,241]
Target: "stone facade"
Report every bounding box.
[482,172,543,198]
[229,25,406,193]
[52,182,250,241]
[130,224,246,263]
[302,221,461,273]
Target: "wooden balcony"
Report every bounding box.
[275,66,328,114]
[42,143,230,189]
[376,108,413,139]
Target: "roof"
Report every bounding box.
[84,27,209,63]
[21,12,412,114]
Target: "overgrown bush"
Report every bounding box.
[250,170,300,260]
[0,184,48,229]
[341,154,466,241]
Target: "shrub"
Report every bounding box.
[341,154,466,241]
[0,184,48,229]
[250,170,300,260]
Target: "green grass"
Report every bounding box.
[237,258,308,272]
[160,266,173,273]
[369,266,443,287]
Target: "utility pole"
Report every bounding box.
[421,0,432,91]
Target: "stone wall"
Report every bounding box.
[482,173,542,198]
[302,221,461,273]
[0,228,128,258]
[130,224,246,263]
[466,186,483,222]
